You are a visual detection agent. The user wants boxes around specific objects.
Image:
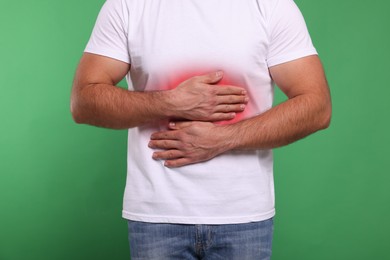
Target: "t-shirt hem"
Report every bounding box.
[84,47,130,64]
[122,209,275,225]
[267,48,318,67]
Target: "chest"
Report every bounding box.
[127,0,269,90]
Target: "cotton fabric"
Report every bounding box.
[85,0,317,224]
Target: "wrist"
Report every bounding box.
[217,123,241,152]
[153,89,177,118]
[161,88,195,120]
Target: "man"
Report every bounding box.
[71,0,331,259]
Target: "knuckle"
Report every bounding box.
[177,132,185,141]
[207,87,216,96]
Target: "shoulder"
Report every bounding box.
[100,0,131,13]
[253,0,295,22]
[255,0,301,17]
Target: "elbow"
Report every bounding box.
[320,109,331,130]
[70,93,87,124]
[70,102,83,124]
[318,100,332,130]
[71,108,83,125]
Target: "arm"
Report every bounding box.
[226,55,331,149]
[149,55,332,167]
[70,53,249,129]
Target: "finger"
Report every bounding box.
[164,158,193,168]
[216,95,249,105]
[148,139,181,150]
[196,71,224,84]
[214,104,246,113]
[167,121,194,130]
[152,149,184,160]
[207,112,236,122]
[150,130,180,140]
[213,85,247,95]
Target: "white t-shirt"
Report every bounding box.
[85,0,317,224]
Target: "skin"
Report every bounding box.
[149,55,332,167]
[71,53,331,168]
[71,53,249,129]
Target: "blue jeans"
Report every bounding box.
[127,218,274,260]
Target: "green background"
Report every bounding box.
[0,0,389,259]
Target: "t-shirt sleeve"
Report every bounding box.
[84,0,130,64]
[266,0,317,67]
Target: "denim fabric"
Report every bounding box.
[127,218,273,260]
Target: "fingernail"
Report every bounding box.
[240,105,245,110]
[216,71,223,77]
[169,122,176,127]
[245,97,249,102]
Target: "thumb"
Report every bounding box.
[197,71,224,84]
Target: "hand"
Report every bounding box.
[149,121,232,167]
[168,71,248,122]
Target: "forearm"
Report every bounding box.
[222,93,331,150]
[71,83,172,129]
[149,92,331,167]
[149,56,332,167]
[71,77,247,129]
[71,59,248,129]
